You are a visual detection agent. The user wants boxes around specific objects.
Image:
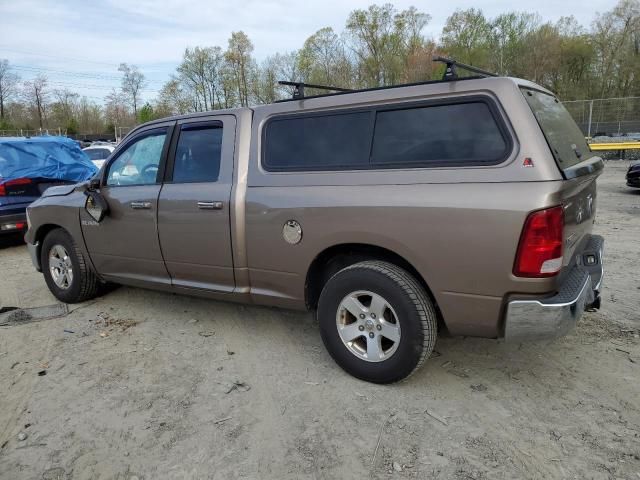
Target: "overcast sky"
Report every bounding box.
[0,0,617,103]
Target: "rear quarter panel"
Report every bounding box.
[245,78,570,337]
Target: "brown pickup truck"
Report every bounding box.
[25,60,604,383]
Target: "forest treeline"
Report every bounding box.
[0,0,638,134]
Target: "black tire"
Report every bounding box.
[41,228,100,303]
[318,260,437,383]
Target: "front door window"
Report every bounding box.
[106,129,167,186]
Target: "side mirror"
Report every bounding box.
[87,177,101,191]
[84,190,108,222]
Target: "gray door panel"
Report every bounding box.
[158,182,234,290]
[157,115,236,291]
[82,185,170,284]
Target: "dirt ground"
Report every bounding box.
[0,161,639,480]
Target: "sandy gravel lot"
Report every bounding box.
[0,161,639,480]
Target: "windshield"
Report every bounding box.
[521,88,595,170]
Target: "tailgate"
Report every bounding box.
[560,168,601,272]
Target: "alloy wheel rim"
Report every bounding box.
[336,290,401,362]
[49,245,73,290]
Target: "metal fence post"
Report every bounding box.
[587,100,593,138]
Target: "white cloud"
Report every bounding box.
[0,0,617,102]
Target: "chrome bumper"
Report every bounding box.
[27,241,41,272]
[504,235,604,342]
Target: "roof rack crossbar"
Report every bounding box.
[432,56,498,80]
[278,81,353,100]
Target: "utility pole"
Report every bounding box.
[587,100,593,138]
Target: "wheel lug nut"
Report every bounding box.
[369,332,375,338]
[358,325,365,331]
[359,314,365,319]
[376,324,382,331]
[371,313,376,319]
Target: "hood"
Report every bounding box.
[41,182,82,197]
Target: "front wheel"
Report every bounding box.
[318,261,437,383]
[41,228,100,303]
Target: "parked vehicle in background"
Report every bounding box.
[627,162,640,187]
[83,143,116,168]
[25,59,604,383]
[0,136,97,235]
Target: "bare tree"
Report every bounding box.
[0,59,20,120]
[118,63,146,117]
[105,88,131,130]
[23,74,49,129]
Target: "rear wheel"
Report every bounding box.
[318,260,437,383]
[41,228,100,303]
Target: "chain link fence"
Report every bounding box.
[0,126,133,144]
[564,97,640,138]
[0,128,68,137]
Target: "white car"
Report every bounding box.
[82,144,115,168]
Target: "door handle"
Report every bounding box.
[197,201,223,210]
[130,201,152,209]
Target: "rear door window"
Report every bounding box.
[521,88,595,170]
[172,124,223,183]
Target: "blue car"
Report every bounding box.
[0,136,97,235]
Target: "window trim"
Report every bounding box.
[261,96,513,172]
[164,120,224,184]
[102,126,173,188]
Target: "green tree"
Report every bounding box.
[298,27,353,89]
[138,102,155,123]
[225,31,254,107]
[65,117,79,135]
[345,4,430,87]
[441,8,492,67]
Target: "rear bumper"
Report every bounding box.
[504,235,604,342]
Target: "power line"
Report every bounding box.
[10,64,165,85]
[44,80,160,93]
[0,46,121,67]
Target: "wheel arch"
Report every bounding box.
[31,224,67,270]
[305,243,440,315]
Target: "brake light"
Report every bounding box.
[0,178,32,196]
[514,206,564,277]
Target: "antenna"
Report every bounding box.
[432,56,498,80]
[278,81,353,100]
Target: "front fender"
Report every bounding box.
[25,190,98,277]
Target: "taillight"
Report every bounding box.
[514,206,564,277]
[0,177,32,196]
